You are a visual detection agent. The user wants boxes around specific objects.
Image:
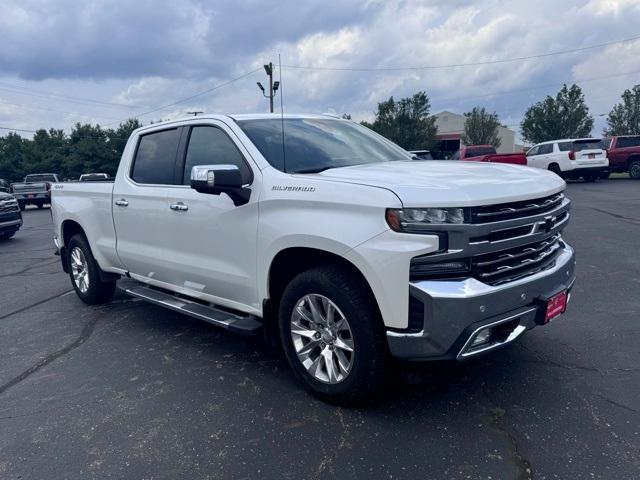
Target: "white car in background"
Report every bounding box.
[526,138,608,182]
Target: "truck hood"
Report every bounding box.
[314,161,565,207]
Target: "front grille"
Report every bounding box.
[471,193,564,224]
[471,234,563,285]
[0,201,19,213]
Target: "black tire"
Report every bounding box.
[278,266,388,405]
[600,171,610,180]
[0,230,17,240]
[583,173,598,182]
[18,201,25,211]
[67,234,116,305]
[629,160,640,180]
[36,202,44,209]
[548,164,562,177]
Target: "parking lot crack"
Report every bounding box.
[489,407,533,480]
[595,393,640,416]
[589,207,640,225]
[0,317,98,397]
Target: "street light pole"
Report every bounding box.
[257,63,280,113]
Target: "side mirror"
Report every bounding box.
[190,164,250,206]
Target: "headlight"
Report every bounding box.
[386,207,467,232]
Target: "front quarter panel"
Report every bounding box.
[257,170,410,323]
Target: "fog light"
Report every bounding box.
[471,328,491,347]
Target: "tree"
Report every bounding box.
[0,132,26,182]
[362,91,437,150]
[604,84,640,136]
[520,84,593,144]
[461,107,501,148]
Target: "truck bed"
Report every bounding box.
[51,181,120,272]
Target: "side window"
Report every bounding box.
[558,142,572,151]
[527,146,539,156]
[131,129,181,184]
[452,150,460,160]
[183,126,252,185]
[538,144,553,155]
[617,137,640,148]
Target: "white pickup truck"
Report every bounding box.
[52,114,576,403]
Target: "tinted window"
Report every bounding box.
[183,126,252,185]
[131,129,181,184]
[572,139,603,152]
[237,118,412,173]
[25,174,58,182]
[466,146,495,157]
[538,144,553,154]
[602,138,612,149]
[558,142,572,151]
[526,146,539,156]
[616,136,640,148]
[451,150,460,160]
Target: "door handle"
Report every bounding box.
[115,199,129,207]
[169,202,188,211]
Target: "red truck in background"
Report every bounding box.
[453,145,527,165]
[604,136,640,179]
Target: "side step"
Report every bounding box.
[118,280,262,335]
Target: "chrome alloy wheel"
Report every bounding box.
[70,246,90,293]
[290,294,355,384]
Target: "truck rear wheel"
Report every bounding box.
[278,266,388,405]
[629,160,640,180]
[67,234,116,305]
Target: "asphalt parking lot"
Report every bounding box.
[1,179,639,480]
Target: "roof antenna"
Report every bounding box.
[278,53,286,173]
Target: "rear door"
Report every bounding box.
[572,139,607,166]
[112,127,182,282]
[161,122,261,311]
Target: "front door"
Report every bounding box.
[162,123,261,313]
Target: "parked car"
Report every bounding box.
[526,139,608,181]
[409,150,434,160]
[51,114,575,404]
[603,135,640,179]
[0,192,23,239]
[10,173,61,209]
[79,173,110,182]
[0,179,11,193]
[453,145,527,165]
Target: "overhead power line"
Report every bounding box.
[282,33,640,71]
[0,82,143,109]
[105,67,263,126]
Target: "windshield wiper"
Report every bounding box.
[291,166,336,174]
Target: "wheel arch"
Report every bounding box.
[263,247,385,345]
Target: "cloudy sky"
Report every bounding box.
[1,0,639,142]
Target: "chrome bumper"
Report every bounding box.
[387,244,576,360]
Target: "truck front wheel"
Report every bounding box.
[67,234,116,305]
[278,266,388,405]
[629,160,640,180]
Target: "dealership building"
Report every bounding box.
[433,111,524,159]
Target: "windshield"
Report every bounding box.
[25,174,57,182]
[236,118,412,173]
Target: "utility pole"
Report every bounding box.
[256,62,280,113]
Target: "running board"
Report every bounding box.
[118,281,262,335]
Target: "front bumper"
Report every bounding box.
[0,214,22,233]
[387,243,576,361]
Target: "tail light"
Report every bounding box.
[568,150,575,160]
